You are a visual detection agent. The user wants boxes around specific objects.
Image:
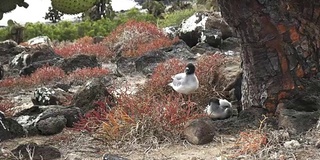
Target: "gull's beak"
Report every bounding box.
[185,67,190,73]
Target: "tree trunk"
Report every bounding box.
[218,0,320,113]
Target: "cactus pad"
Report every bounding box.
[0,1,17,13]
[0,0,29,20]
[51,0,98,14]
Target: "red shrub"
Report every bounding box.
[196,54,228,86]
[0,78,16,88]
[143,58,186,95]
[0,66,110,91]
[234,130,268,155]
[70,54,230,143]
[104,20,179,57]
[0,100,15,116]
[73,86,203,142]
[98,91,202,141]
[29,66,66,83]
[0,66,65,89]
[142,54,229,107]
[67,67,109,81]
[73,100,110,132]
[75,36,94,44]
[54,43,113,60]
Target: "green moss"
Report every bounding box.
[158,9,196,28]
[0,27,9,40]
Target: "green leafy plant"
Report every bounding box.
[0,27,9,40]
[142,0,165,17]
[0,8,157,42]
[158,9,196,28]
[44,7,64,23]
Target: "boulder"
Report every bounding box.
[0,40,26,65]
[179,12,207,47]
[7,45,27,56]
[11,46,61,70]
[36,106,81,127]
[31,87,72,106]
[72,77,114,114]
[19,58,61,76]
[238,106,269,125]
[117,40,195,76]
[278,109,320,134]
[14,105,81,135]
[116,56,137,75]
[31,87,58,105]
[221,37,241,51]
[163,26,179,39]
[190,42,220,55]
[178,12,233,48]
[9,51,31,69]
[201,29,222,48]
[205,12,234,39]
[53,82,72,92]
[275,79,320,134]
[135,50,168,75]
[11,142,61,160]
[161,40,195,60]
[27,36,52,46]
[0,111,25,142]
[183,118,216,145]
[9,45,62,76]
[36,115,67,135]
[28,45,61,63]
[56,54,100,73]
[0,39,18,50]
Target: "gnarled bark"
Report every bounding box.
[218,0,320,113]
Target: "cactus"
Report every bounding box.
[142,0,165,17]
[0,0,29,20]
[0,0,99,20]
[51,0,98,14]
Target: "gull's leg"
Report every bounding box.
[179,93,186,103]
[187,94,198,107]
[187,94,191,102]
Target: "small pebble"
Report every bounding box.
[283,140,300,149]
[315,140,320,148]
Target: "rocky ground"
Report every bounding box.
[1,115,320,160]
[1,11,320,160]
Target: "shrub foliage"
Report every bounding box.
[74,54,229,144]
[104,20,179,57]
[0,8,157,42]
[0,66,109,90]
[54,36,113,60]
